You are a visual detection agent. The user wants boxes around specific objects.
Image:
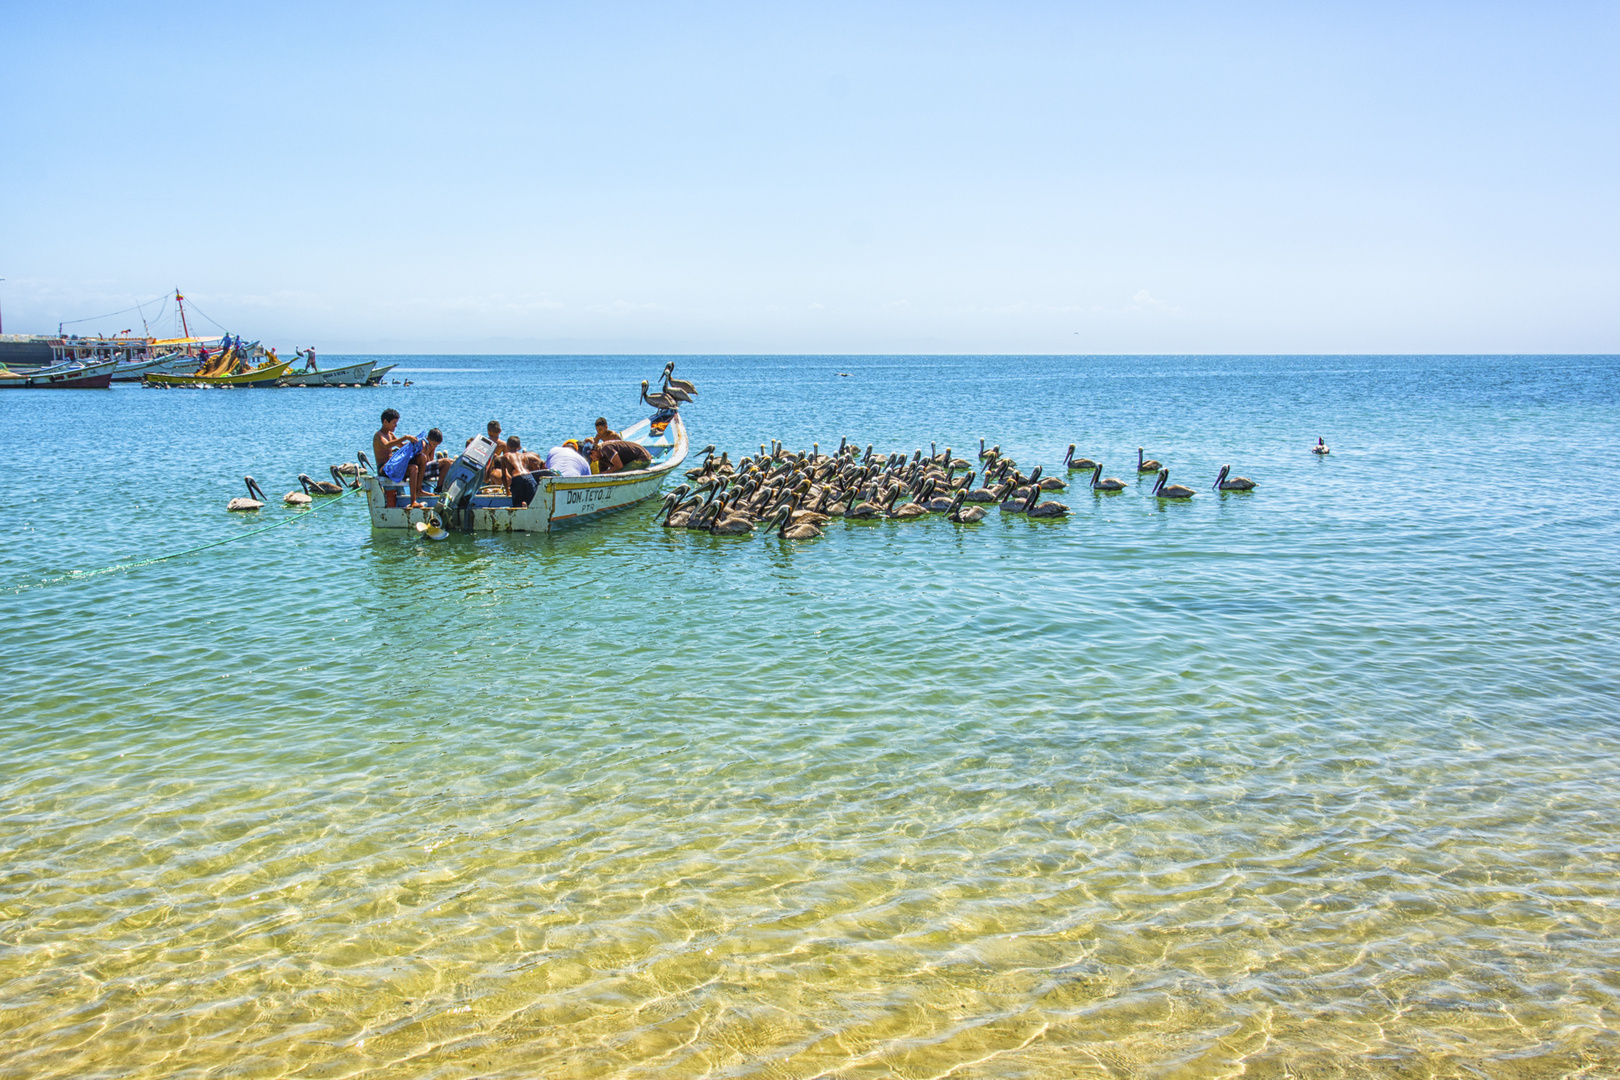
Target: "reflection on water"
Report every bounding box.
[1,355,1618,1077]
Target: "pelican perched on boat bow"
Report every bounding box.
[640,380,679,411]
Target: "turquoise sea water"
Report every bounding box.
[2,354,1618,1078]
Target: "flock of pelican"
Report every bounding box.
[654,435,1304,540]
[227,465,359,511]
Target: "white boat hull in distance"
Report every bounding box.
[279,361,377,387]
[363,412,688,534]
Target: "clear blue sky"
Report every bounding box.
[3,2,1616,353]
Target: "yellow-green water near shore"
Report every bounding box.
[2,355,1617,1077]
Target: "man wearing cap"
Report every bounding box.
[545,439,591,477]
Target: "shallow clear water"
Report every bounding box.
[2,354,1617,1078]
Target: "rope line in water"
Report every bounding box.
[5,485,366,595]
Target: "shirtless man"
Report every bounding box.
[501,435,549,507]
[373,408,416,506]
[594,417,623,443]
[407,428,444,508]
[372,408,411,470]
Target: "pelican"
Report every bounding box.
[1089,464,1127,492]
[661,363,698,396]
[1312,437,1330,455]
[1213,465,1256,491]
[947,491,987,523]
[299,472,343,495]
[284,489,312,506]
[1151,468,1196,499]
[1063,445,1100,471]
[640,380,679,410]
[1137,448,1163,473]
[228,477,266,511]
[708,497,756,535]
[774,498,823,540]
[1024,485,1070,518]
[999,480,1029,513]
[886,487,929,519]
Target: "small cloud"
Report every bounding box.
[808,302,824,310]
[883,299,911,311]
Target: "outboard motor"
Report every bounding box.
[436,434,499,531]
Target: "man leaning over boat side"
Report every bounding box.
[591,439,652,474]
[546,440,592,478]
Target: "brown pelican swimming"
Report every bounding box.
[774,498,823,540]
[947,490,987,522]
[299,472,343,495]
[708,496,756,535]
[1024,484,1070,518]
[283,488,313,506]
[660,493,704,528]
[1312,437,1330,455]
[1089,464,1127,492]
[228,477,266,511]
[1151,468,1196,499]
[1063,445,1100,471]
[887,485,931,519]
[1137,447,1163,473]
[1213,465,1256,491]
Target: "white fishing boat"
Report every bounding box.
[279,360,377,387]
[364,410,688,534]
[366,364,397,385]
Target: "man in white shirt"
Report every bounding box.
[546,440,592,477]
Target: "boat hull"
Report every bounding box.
[0,371,113,388]
[145,360,294,387]
[365,414,687,533]
[279,361,377,387]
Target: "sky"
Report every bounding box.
[1,1,1616,354]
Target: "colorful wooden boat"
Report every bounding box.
[145,358,293,387]
[364,410,688,534]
